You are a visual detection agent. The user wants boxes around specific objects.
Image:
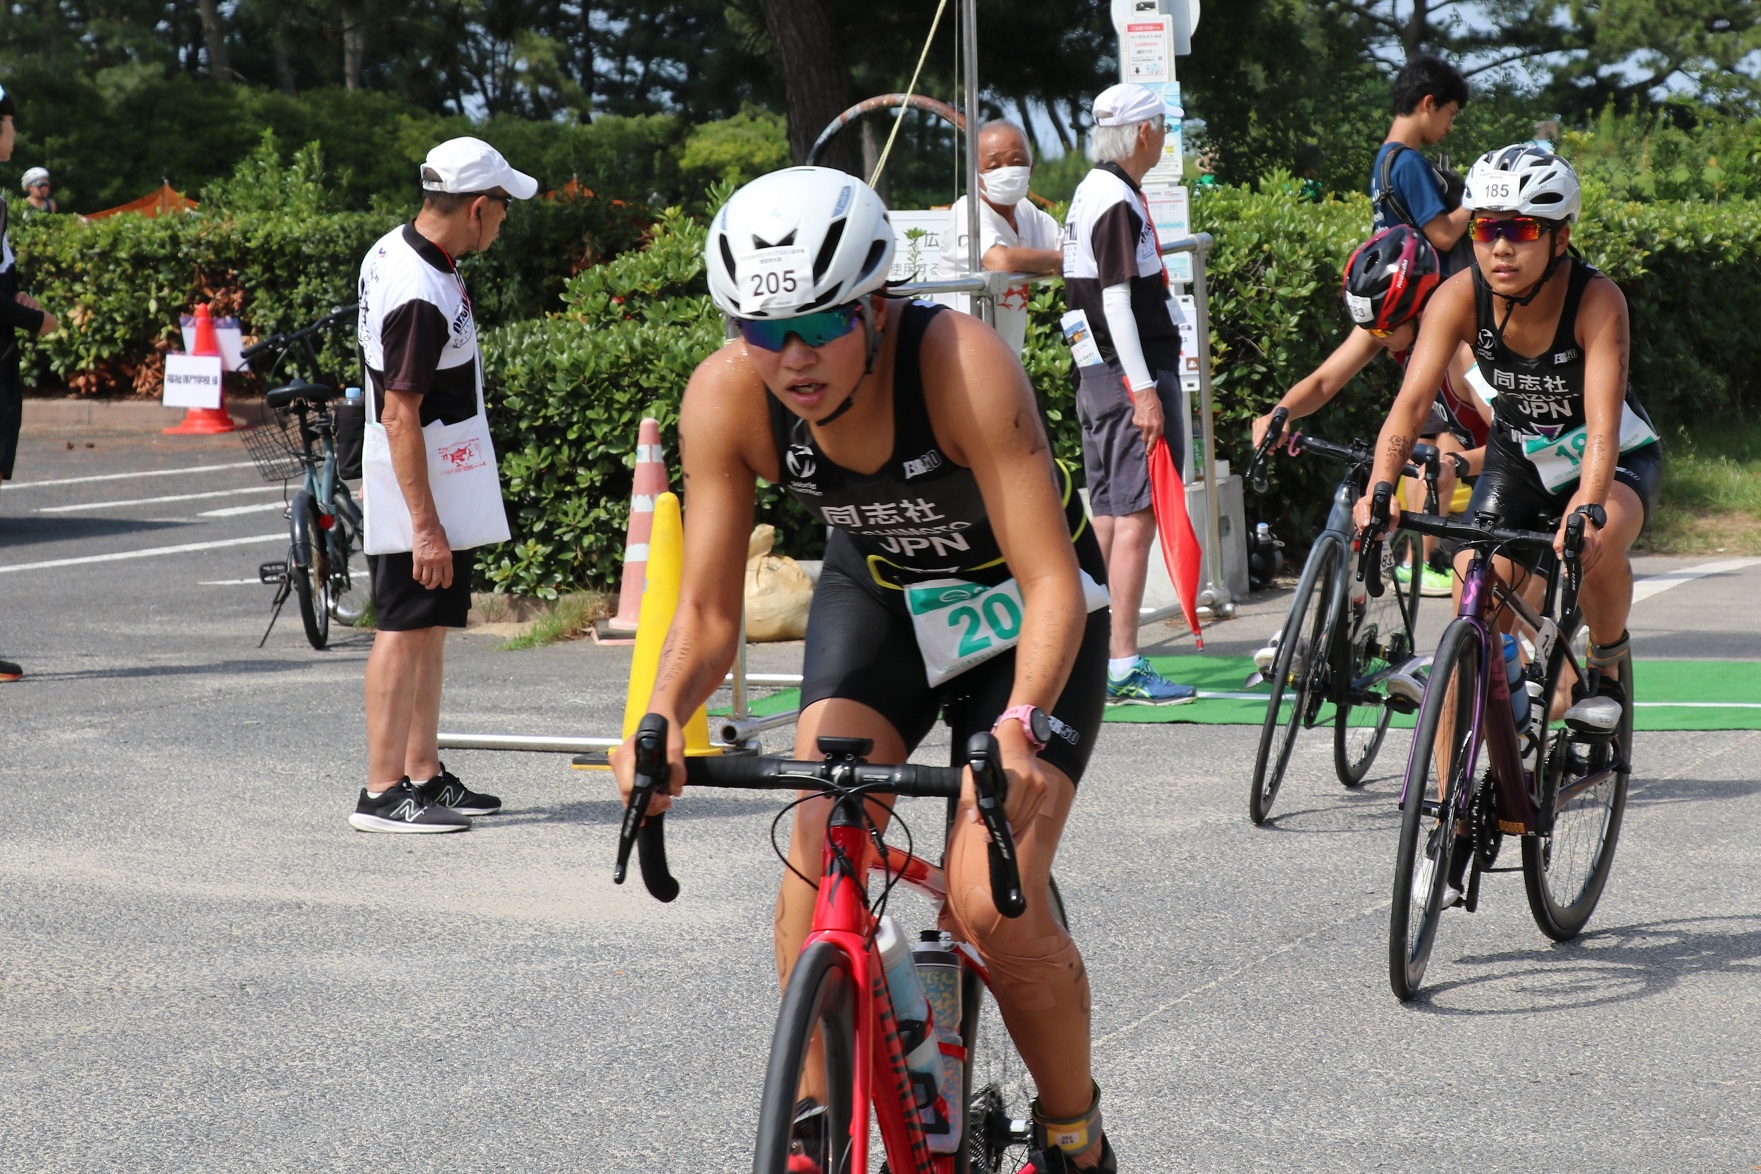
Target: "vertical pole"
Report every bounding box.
[962,0,992,325]
[1190,235,1231,614]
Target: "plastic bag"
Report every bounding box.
[744,525,814,642]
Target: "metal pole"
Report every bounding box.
[961,0,991,326]
[1188,233,1234,617]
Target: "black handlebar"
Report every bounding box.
[615,715,1026,918]
[1248,406,1290,493]
[240,303,359,362]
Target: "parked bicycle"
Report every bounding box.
[238,304,367,650]
[617,714,1052,1174]
[1242,406,1432,824]
[1374,492,1632,1001]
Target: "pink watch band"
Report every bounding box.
[993,704,1047,753]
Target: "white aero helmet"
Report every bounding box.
[1463,145,1581,223]
[21,166,49,190]
[705,166,895,320]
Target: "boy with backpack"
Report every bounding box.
[1370,55,1473,275]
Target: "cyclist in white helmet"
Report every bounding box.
[612,167,1118,1171]
[1356,145,1661,726]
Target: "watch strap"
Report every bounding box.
[993,704,1047,753]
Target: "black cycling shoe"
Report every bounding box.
[1026,1134,1117,1173]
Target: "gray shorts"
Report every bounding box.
[1075,364,1185,517]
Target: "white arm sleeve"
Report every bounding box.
[1101,283,1155,393]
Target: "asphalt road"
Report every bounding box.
[3,402,1758,1171]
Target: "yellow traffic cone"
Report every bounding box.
[621,491,713,753]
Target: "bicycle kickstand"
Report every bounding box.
[257,579,293,649]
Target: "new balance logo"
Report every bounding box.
[388,799,424,822]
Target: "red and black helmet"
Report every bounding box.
[1342,225,1440,334]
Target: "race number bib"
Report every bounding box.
[737,247,810,316]
[1519,404,1660,492]
[1477,170,1521,204]
[905,572,1110,687]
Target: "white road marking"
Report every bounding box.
[198,501,288,517]
[0,533,284,574]
[1632,557,1761,605]
[38,486,283,513]
[3,461,259,490]
[201,569,368,586]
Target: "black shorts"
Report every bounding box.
[1076,364,1184,517]
[370,551,474,631]
[800,533,1110,785]
[1466,439,1664,532]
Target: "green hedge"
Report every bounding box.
[12,194,654,397]
[477,180,1761,595]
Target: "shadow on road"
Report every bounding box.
[1405,913,1761,1016]
[0,514,192,550]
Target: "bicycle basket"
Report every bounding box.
[240,410,310,483]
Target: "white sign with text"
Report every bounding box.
[163,353,224,409]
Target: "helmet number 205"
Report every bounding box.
[738,246,812,315]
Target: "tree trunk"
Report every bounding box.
[1403,0,1428,60]
[342,4,366,92]
[755,0,859,173]
[272,24,299,97]
[196,0,230,83]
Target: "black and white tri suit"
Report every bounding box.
[1464,257,1662,530]
[769,301,1110,783]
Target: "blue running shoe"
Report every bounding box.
[1106,657,1198,706]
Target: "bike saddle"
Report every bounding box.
[266,378,338,409]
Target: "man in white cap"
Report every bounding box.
[350,137,536,833]
[1061,83,1196,706]
[939,120,1062,354]
[20,167,55,216]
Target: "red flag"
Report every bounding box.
[1146,434,1205,649]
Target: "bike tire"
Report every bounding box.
[753,939,860,1174]
[328,484,367,624]
[295,500,331,650]
[1248,540,1339,824]
[1522,650,1631,941]
[1390,620,1479,1001]
[1334,530,1422,787]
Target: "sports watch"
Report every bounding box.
[993,705,1052,754]
[1573,502,1608,530]
[1445,451,1470,479]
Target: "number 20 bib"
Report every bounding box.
[904,572,1110,687]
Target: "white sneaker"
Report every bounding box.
[1252,628,1283,674]
[1385,654,1432,708]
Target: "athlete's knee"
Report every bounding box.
[944,891,1088,1013]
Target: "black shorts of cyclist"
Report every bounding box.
[800,529,1110,785]
[1465,437,1664,534]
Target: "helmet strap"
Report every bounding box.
[1489,225,1565,350]
[811,299,881,427]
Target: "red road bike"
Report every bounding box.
[618,714,1050,1173]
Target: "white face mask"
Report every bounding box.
[979,165,1031,206]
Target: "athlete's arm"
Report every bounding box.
[611,346,768,808]
[1355,271,1475,531]
[923,312,1085,826]
[1567,275,1631,567]
[1252,328,1383,448]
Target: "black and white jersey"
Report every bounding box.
[1060,163,1180,371]
[357,223,480,427]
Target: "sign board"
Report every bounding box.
[1167,295,1201,376]
[1147,186,1193,283]
[163,353,224,409]
[1124,18,1172,84]
[1110,0,1199,58]
[889,210,950,285]
[180,315,248,372]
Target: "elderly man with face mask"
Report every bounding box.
[939,120,1062,354]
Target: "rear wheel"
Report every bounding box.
[753,940,859,1174]
[1523,650,1631,941]
[1249,541,1339,824]
[1390,621,1480,1001]
[1334,530,1422,786]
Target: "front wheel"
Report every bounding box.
[1390,621,1480,1001]
[1522,651,1632,941]
[1334,530,1422,786]
[753,940,859,1174]
[1249,540,1339,824]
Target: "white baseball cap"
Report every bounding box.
[1092,83,1166,128]
[420,137,538,200]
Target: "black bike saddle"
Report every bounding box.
[265,378,338,409]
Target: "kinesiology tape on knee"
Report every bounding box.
[1033,1082,1103,1155]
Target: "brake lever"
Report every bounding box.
[1249,406,1289,493]
[1356,480,1393,598]
[615,713,680,902]
[965,732,1025,919]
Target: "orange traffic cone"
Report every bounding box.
[164,304,241,435]
[596,417,669,642]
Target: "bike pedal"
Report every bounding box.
[258,561,289,584]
